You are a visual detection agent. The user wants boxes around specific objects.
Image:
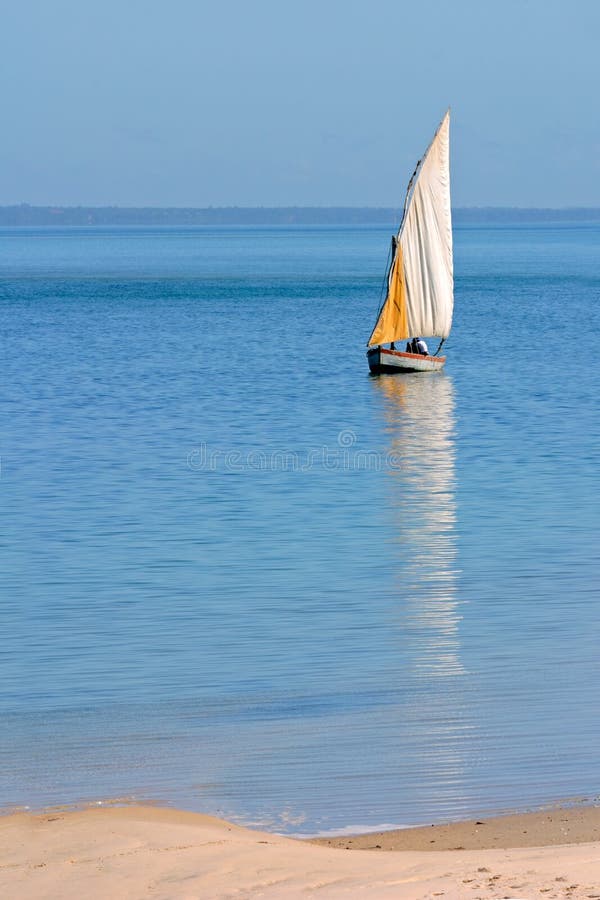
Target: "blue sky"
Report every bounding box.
[2,0,599,207]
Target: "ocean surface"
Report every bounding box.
[1,222,599,835]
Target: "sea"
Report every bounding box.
[1,221,599,835]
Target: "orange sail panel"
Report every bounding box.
[368,246,409,346]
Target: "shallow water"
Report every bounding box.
[1,223,599,834]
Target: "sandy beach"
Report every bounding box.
[2,805,600,899]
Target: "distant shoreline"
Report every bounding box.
[1,205,600,226]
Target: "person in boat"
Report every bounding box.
[406,337,429,355]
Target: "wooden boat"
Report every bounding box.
[367,110,454,374]
[367,346,446,373]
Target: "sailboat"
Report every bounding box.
[367,110,454,374]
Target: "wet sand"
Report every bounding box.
[2,804,600,899]
[309,805,600,851]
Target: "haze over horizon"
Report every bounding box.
[2,0,599,209]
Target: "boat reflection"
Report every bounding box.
[374,373,464,679]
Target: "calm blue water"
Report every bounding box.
[1,223,599,835]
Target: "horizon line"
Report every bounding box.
[4,203,600,211]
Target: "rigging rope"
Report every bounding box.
[372,237,393,323]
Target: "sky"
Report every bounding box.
[1,0,599,207]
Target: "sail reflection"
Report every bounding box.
[375,374,463,679]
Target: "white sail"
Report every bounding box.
[401,110,453,338]
[368,111,453,346]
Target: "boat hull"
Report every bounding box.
[367,347,446,374]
